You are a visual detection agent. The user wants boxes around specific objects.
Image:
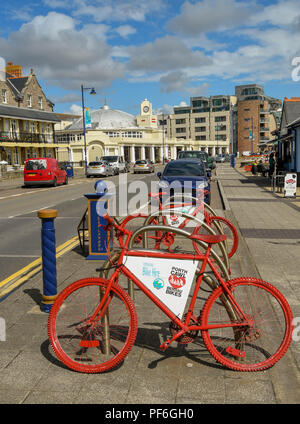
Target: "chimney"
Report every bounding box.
[5,61,22,78]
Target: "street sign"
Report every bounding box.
[284,173,297,198]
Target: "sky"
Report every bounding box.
[1,0,300,116]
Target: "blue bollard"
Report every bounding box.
[37,209,58,313]
[231,154,235,168]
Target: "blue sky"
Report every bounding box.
[1,0,300,115]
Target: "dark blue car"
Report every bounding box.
[157,159,211,204]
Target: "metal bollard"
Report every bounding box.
[37,209,58,313]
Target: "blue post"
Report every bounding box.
[84,180,113,260]
[37,209,58,313]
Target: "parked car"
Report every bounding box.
[86,161,114,178]
[177,150,214,173]
[100,155,126,174]
[215,154,225,163]
[133,159,155,174]
[157,159,210,204]
[24,158,67,187]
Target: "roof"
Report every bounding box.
[8,77,28,93]
[0,104,60,122]
[67,105,138,130]
[279,98,300,136]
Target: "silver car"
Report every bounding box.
[133,159,155,174]
[86,161,114,178]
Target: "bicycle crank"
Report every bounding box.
[169,314,199,344]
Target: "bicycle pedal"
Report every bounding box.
[160,340,171,351]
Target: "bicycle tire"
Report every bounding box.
[201,278,293,371]
[48,277,138,373]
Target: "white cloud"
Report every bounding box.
[72,0,165,23]
[114,25,136,38]
[0,12,125,91]
[69,104,82,115]
[128,36,212,72]
[167,0,254,36]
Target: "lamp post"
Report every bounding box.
[81,84,96,175]
[162,114,166,164]
[231,104,235,168]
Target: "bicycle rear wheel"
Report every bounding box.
[201,278,293,371]
[48,278,138,373]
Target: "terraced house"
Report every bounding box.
[0,62,62,166]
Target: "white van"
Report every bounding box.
[100,155,126,174]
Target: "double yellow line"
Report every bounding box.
[0,235,79,300]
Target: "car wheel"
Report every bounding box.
[64,176,68,185]
[53,177,57,187]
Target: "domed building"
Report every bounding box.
[55,99,171,165]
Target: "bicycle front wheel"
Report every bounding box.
[48,278,138,373]
[201,278,293,371]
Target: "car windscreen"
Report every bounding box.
[25,159,47,170]
[101,156,118,163]
[88,162,103,166]
[135,160,147,164]
[163,162,206,177]
[178,152,207,161]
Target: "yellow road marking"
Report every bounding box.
[0,235,79,292]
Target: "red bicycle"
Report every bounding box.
[48,216,293,373]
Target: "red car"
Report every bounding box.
[24,158,68,187]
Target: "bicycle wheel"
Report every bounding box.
[48,277,138,373]
[201,278,293,371]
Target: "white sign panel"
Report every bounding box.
[284,173,297,198]
[123,254,198,319]
[164,206,204,228]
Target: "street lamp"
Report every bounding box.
[231,104,235,168]
[162,113,165,164]
[81,84,96,175]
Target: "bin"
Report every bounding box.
[65,164,74,178]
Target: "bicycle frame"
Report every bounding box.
[88,221,249,351]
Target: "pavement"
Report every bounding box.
[0,163,300,405]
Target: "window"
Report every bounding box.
[2,89,7,103]
[27,94,32,107]
[46,124,51,142]
[176,127,186,133]
[163,161,205,177]
[195,127,206,132]
[195,117,206,123]
[215,116,226,122]
[176,119,186,124]
[195,136,206,140]
[212,99,222,106]
[38,96,43,109]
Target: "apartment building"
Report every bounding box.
[0,62,64,165]
[235,84,282,155]
[158,95,237,157]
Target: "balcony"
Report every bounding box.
[0,131,65,144]
[260,126,270,132]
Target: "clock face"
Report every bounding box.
[143,105,149,113]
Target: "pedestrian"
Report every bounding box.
[251,159,258,175]
[268,152,275,178]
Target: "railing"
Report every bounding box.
[0,131,68,144]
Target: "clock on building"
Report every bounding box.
[143,105,149,113]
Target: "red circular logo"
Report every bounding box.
[168,274,186,289]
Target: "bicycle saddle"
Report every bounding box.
[190,234,227,244]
